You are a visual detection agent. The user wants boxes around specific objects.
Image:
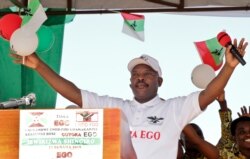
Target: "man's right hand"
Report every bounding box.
[10,52,41,69]
[10,51,83,107]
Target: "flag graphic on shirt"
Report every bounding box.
[194,37,225,71]
[121,12,145,41]
[21,0,47,33]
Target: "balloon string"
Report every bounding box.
[22,56,25,65]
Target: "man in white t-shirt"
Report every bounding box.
[11,38,248,159]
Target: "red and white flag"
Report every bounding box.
[194,36,225,71]
[121,12,145,41]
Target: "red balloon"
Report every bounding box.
[0,14,22,40]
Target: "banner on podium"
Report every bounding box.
[19,109,104,159]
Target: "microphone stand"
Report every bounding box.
[0,99,19,109]
[0,93,36,109]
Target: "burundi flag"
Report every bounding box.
[21,0,47,33]
[194,37,225,71]
[121,12,145,41]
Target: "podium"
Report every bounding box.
[0,108,121,159]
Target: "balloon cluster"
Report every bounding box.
[0,13,55,56]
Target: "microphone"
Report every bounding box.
[0,93,36,109]
[217,32,246,66]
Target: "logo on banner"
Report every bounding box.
[76,111,98,122]
[28,112,47,127]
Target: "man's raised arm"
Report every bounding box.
[199,38,248,110]
[11,52,82,107]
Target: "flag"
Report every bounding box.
[194,37,225,71]
[21,0,47,33]
[121,12,144,41]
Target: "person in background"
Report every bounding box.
[177,140,184,159]
[216,91,234,150]
[215,91,250,159]
[178,90,235,159]
[180,90,250,159]
[219,106,250,159]
[180,123,219,159]
[10,38,248,159]
[178,91,227,159]
[179,105,250,159]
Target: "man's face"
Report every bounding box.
[234,121,250,150]
[130,64,162,103]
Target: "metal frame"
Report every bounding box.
[1,0,250,16]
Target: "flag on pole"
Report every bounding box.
[21,0,47,33]
[194,37,225,71]
[121,12,145,41]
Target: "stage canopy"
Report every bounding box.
[1,0,250,16]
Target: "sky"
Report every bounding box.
[55,12,250,145]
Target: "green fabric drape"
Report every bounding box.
[0,23,65,109]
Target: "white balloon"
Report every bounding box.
[10,28,38,56]
[191,64,216,89]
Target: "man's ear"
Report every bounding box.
[158,77,163,87]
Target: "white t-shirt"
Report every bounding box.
[81,90,202,159]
